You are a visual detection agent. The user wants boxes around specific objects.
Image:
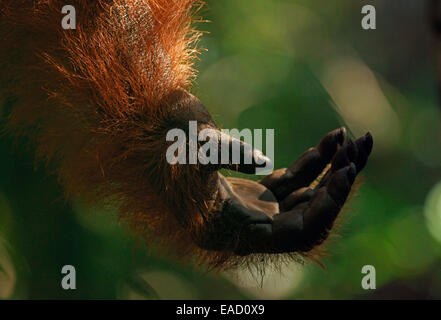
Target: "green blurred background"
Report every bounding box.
[1,0,441,299]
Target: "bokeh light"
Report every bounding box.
[425,181,441,244]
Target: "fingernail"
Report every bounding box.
[338,127,346,145]
[364,132,373,154]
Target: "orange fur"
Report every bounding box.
[0,0,233,267]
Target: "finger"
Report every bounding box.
[299,164,356,249]
[220,139,272,174]
[200,130,273,174]
[299,187,339,250]
[318,132,373,187]
[316,126,347,161]
[261,127,346,200]
[233,164,356,255]
[318,139,353,187]
[325,163,356,207]
[353,132,373,173]
[279,187,314,212]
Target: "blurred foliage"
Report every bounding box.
[0,0,440,299]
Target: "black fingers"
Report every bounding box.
[318,132,373,188]
[260,127,346,200]
[245,132,372,254]
[279,187,314,212]
[288,126,346,179]
[326,163,356,207]
[296,133,372,251]
[233,160,359,255]
[353,132,373,173]
[316,127,347,161]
